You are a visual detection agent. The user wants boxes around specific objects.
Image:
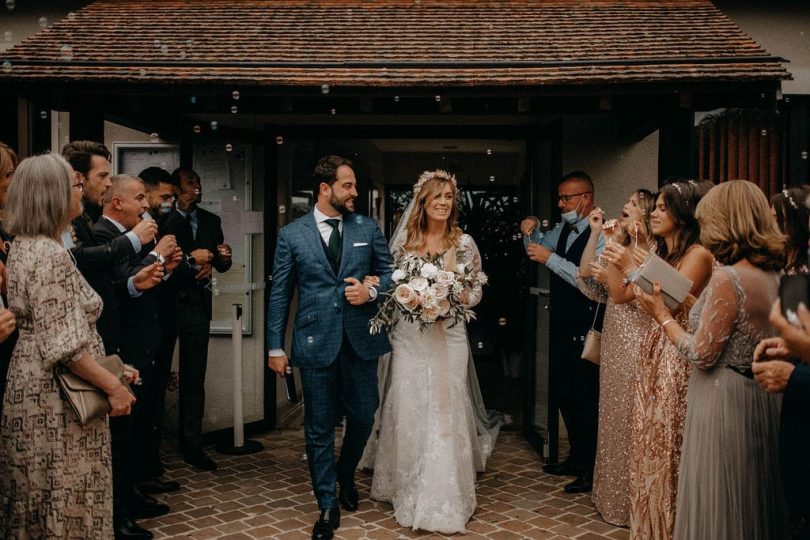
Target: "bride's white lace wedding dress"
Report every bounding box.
[368,234,498,534]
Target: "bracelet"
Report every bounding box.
[660,319,675,328]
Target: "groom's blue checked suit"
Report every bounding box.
[267,209,393,510]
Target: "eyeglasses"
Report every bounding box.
[558,191,591,203]
[71,181,84,191]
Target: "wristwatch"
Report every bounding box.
[149,250,166,265]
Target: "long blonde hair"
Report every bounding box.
[403,170,463,252]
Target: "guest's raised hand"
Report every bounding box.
[752,360,795,393]
[190,248,213,265]
[526,243,551,264]
[132,219,158,245]
[633,280,672,323]
[165,247,183,272]
[217,243,232,260]
[632,245,650,266]
[589,261,608,285]
[0,308,16,343]
[154,234,177,258]
[133,262,164,291]
[588,207,603,233]
[363,275,380,287]
[344,277,370,305]
[602,243,634,275]
[194,263,212,281]
[769,300,810,364]
[753,336,790,363]
[520,217,539,237]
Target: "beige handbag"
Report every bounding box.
[581,302,603,365]
[56,354,133,425]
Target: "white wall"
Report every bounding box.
[562,114,659,220]
[719,2,810,96]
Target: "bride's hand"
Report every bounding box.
[363,275,380,287]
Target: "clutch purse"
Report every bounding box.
[581,302,603,365]
[630,252,693,311]
[56,354,133,425]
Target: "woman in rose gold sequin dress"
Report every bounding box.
[576,189,655,527]
[602,181,714,539]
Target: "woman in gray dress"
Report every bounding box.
[636,180,788,539]
[0,153,135,538]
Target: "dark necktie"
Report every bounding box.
[185,212,195,240]
[325,219,341,262]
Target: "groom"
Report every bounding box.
[267,155,393,540]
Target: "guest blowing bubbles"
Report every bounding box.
[0,154,136,538]
[636,180,788,539]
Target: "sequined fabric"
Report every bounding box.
[578,276,654,527]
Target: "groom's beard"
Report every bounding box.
[329,192,354,215]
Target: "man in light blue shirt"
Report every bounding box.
[521,171,604,494]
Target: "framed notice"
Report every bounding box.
[111,142,180,177]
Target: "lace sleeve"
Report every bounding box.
[460,235,483,308]
[576,275,608,303]
[672,268,738,370]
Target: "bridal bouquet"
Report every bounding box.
[369,252,488,334]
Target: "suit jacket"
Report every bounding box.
[93,217,162,371]
[159,207,232,320]
[71,212,136,354]
[780,362,810,518]
[266,210,394,368]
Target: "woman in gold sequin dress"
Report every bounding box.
[602,181,714,539]
[576,189,655,527]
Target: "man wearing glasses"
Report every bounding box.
[521,171,604,494]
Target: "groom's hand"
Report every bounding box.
[344,277,370,305]
[268,354,290,376]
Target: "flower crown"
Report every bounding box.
[413,169,457,197]
[782,187,799,210]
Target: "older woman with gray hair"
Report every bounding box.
[0,153,135,538]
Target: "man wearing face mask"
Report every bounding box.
[139,167,177,227]
[157,167,232,471]
[520,171,604,494]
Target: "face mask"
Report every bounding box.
[61,228,75,250]
[561,195,585,225]
[158,201,173,215]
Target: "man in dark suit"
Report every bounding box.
[267,155,393,540]
[158,167,232,471]
[754,305,810,539]
[521,171,604,493]
[63,142,167,540]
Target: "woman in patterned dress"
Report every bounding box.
[576,188,656,527]
[636,180,789,539]
[602,181,714,539]
[0,153,135,539]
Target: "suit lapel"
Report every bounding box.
[303,211,337,279]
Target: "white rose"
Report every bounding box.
[410,276,429,292]
[429,283,449,300]
[437,298,451,317]
[420,263,439,279]
[394,284,416,306]
[434,270,455,285]
[422,303,440,321]
[391,269,407,283]
[420,289,438,308]
[477,272,489,285]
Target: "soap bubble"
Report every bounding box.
[320,84,330,95]
[5,0,15,11]
[489,175,495,182]
[394,95,400,102]
[38,16,48,28]
[210,120,218,131]
[802,151,808,160]
[225,143,233,152]
[193,125,201,134]
[150,133,159,143]
[60,44,73,61]
[3,30,12,42]
[230,105,238,113]
[232,90,240,100]
[330,108,336,115]
[2,61,10,73]
[39,110,48,120]
[275,136,284,145]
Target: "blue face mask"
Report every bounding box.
[561,195,585,225]
[158,201,173,215]
[60,228,75,250]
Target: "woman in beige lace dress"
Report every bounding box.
[602,181,714,539]
[577,189,655,527]
[636,180,788,539]
[0,154,135,538]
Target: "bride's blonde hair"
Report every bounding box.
[403,170,463,252]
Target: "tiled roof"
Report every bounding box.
[0,0,789,88]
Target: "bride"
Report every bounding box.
[364,170,501,534]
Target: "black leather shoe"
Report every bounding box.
[182,449,217,471]
[312,508,340,540]
[138,478,181,494]
[338,482,359,512]
[131,497,170,520]
[114,519,153,539]
[564,472,594,493]
[542,460,578,476]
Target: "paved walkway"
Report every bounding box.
[142,429,628,539]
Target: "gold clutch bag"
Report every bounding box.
[56,354,133,425]
[581,302,603,365]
